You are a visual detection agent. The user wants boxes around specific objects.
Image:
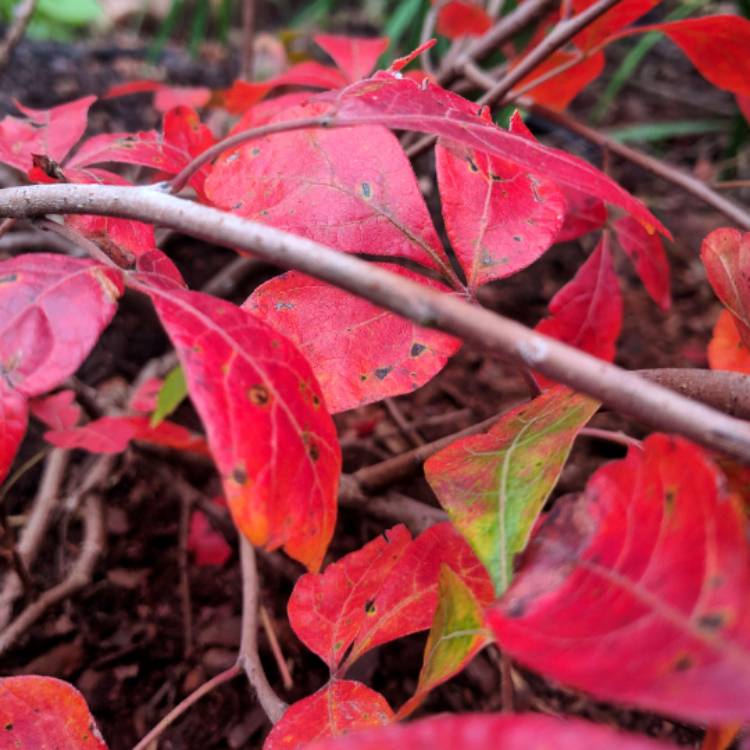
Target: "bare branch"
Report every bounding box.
[1,184,750,461]
[0,0,37,71]
[239,537,287,724]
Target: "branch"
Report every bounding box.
[239,537,287,724]
[476,0,621,107]
[525,103,750,231]
[132,665,242,750]
[2,184,750,462]
[0,0,37,71]
[240,0,256,81]
[0,491,104,656]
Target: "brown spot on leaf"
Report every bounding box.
[410,342,426,357]
[0,273,18,284]
[673,655,693,672]
[308,443,320,462]
[698,612,727,632]
[312,394,321,408]
[359,181,373,199]
[248,384,271,406]
[467,157,479,173]
[374,366,392,380]
[364,599,376,614]
[232,467,248,485]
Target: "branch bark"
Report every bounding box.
[0,0,37,71]
[1,183,750,461]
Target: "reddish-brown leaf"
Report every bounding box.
[436,118,565,289]
[489,434,750,723]
[0,675,108,749]
[425,387,599,594]
[556,187,607,242]
[0,96,95,172]
[436,1,492,39]
[328,74,668,236]
[314,35,389,82]
[264,680,393,750]
[289,522,493,673]
[298,712,677,750]
[708,310,750,375]
[188,497,232,567]
[534,235,622,387]
[104,80,212,112]
[514,50,604,111]
[205,101,456,279]
[614,215,671,311]
[137,277,341,571]
[701,228,750,345]
[244,268,460,413]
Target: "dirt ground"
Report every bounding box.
[0,14,747,750]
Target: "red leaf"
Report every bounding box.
[708,310,750,375]
[245,268,460,413]
[205,101,456,279]
[137,278,341,571]
[129,378,163,413]
[288,525,412,670]
[514,50,604,111]
[161,106,216,198]
[701,228,750,344]
[264,680,393,750]
[436,1,492,39]
[635,16,750,98]
[45,416,136,454]
[314,35,389,82]
[297,712,676,750]
[573,0,661,51]
[557,187,607,241]
[289,522,493,673]
[436,121,565,289]
[29,390,81,431]
[534,235,622,387]
[0,96,95,172]
[188,500,232,567]
[614,215,671,310]
[0,382,27,485]
[0,254,123,397]
[0,675,108,749]
[104,80,212,112]
[489,434,750,723]
[328,74,668,237]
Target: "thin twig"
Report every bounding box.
[384,398,425,447]
[239,537,287,724]
[178,493,194,659]
[419,0,446,78]
[477,0,620,107]
[131,665,242,750]
[3,185,750,461]
[241,0,256,81]
[579,427,642,450]
[260,605,294,690]
[0,492,104,656]
[0,0,37,71]
[0,448,68,629]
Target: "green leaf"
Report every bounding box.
[151,366,187,427]
[425,386,599,595]
[37,0,101,26]
[397,565,490,719]
[605,119,730,144]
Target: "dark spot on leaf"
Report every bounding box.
[5,723,12,731]
[275,301,295,310]
[308,443,320,462]
[248,384,270,406]
[374,366,392,380]
[505,598,525,618]
[698,612,727,631]
[664,487,677,515]
[0,273,17,284]
[232,467,248,485]
[270,339,281,349]
[410,343,426,357]
[312,394,321,408]
[513,235,523,242]
[364,599,376,614]
[360,181,372,199]
[232,201,244,210]
[674,655,693,672]
[359,373,368,381]
[251,147,261,156]
[259,209,269,217]
[467,157,479,173]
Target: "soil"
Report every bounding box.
[0,13,746,750]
